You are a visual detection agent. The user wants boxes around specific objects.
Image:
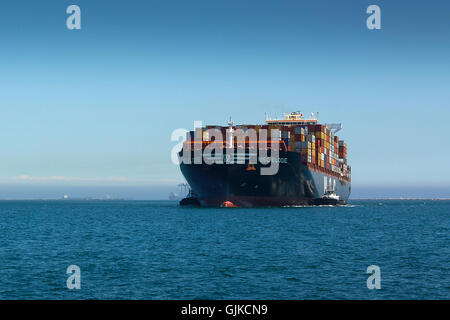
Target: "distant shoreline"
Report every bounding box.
[0,198,449,201]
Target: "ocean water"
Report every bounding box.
[0,200,448,300]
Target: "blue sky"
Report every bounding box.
[0,1,449,198]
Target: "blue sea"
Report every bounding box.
[0,200,448,300]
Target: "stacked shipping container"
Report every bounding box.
[187,123,351,181]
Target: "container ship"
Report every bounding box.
[178,112,351,207]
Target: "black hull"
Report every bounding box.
[313,198,346,206]
[179,150,351,207]
[179,197,201,206]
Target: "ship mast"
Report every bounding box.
[227,116,234,148]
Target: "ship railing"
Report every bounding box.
[183,140,288,152]
[307,163,351,182]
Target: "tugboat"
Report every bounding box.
[314,189,344,205]
[179,184,201,206]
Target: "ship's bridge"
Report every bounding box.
[265,111,318,126]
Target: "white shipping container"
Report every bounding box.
[272,131,282,139]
